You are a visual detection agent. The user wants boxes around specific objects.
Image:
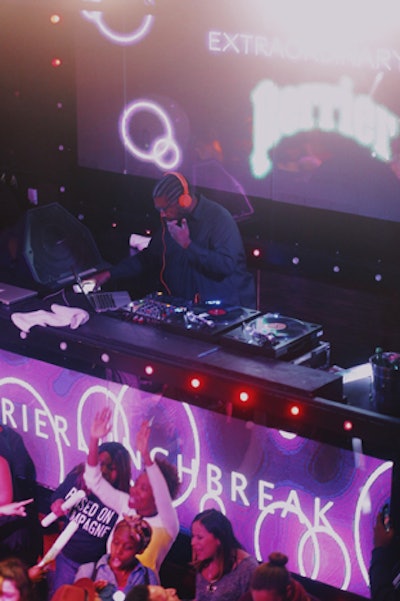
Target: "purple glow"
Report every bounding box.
[0,348,391,597]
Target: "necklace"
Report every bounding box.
[203,562,221,593]
[207,581,218,594]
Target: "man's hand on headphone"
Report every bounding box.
[167,218,191,249]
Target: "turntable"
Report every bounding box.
[119,293,261,340]
[221,312,323,360]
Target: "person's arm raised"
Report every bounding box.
[84,407,129,516]
[88,407,113,467]
[136,420,179,539]
[136,420,152,467]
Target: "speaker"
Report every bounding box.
[167,172,192,208]
[23,203,106,288]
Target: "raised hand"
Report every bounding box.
[136,420,152,466]
[91,407,113,440]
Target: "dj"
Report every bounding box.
[92,172,256,308]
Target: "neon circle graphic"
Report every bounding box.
[254,501,319,573]
[354,461,393,585]
[175,402,201,506]
[81,9,154,46]
[298,525,352,589]
[119,99,182,170]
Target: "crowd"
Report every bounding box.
[0,410,394,601]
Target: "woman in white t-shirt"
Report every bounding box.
[84,409,180,578]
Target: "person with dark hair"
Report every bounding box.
[49,440,132,591]
[191,508,258,601]
[369,511,400,601]
[125,584,180,601]
[244,552,310,601]
[0,557,33,601]
[91,172,256,308]
[75,516,158,600]
[84,409,180,577]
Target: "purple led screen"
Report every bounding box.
[75,0,400,222]
[0,348,392,597]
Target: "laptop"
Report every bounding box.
[0,282,38,306]
[74,275,131,313]
[86,290,132,313]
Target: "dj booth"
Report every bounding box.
[0,287,399,458]
[2,201,396,458]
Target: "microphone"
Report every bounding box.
[41,490,86,528]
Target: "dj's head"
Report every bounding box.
[153,172,194,220]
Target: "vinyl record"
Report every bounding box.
[258,314,309,339]
[205,306,245,323]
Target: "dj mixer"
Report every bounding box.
[115,293,323,359]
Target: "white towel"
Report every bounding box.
[11,304,90,334]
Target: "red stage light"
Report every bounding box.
[190,377,201,389]
[144,365,154,376]
[290,404,300,416]
[239,391,250,403]
[343,420,353,431]
[51,58,62,68]
[252,248,261,258]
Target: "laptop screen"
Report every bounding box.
[0,283,37,305]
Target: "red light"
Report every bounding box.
[343,420,353,431]
[51,58,62,68]
[290,404,300,416]
[190,377,201,389]
[144,365,154,376]
[252,248,261,258]
[50,14,61,24]
[239,391,250,403]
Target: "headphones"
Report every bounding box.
[165,171,192,208]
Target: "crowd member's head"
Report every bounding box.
[0,557,32,601]
[125,584,180,601]
[152,172,195,222]
[49,578,97,601]
[109,516,152,572]
[98,441,131,492]
[74,440,131,493]
[128,457,180,517]
[191,508,243,575]
[250,552,308,601]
